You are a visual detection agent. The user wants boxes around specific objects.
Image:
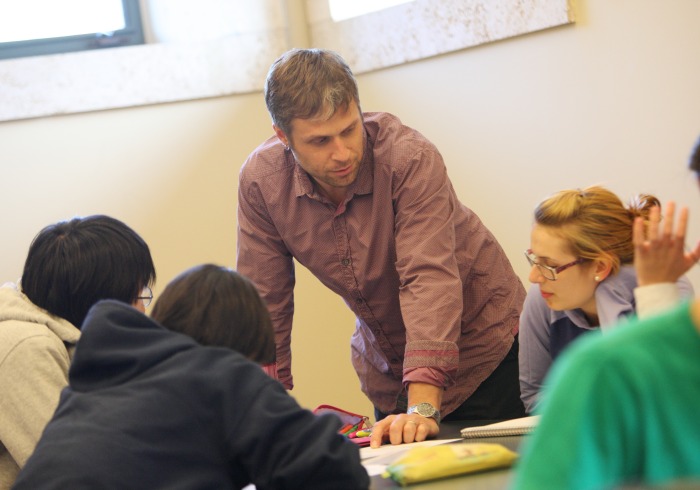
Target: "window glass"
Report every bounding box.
[0,0,125,42]
[0,0,143,60]
[328,0,413,21]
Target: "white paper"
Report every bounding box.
[360,438,461,466]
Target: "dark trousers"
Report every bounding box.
[375,335,525,422]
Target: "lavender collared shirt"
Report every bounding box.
[237,112,525,416]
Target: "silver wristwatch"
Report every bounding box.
[407,402,441,425]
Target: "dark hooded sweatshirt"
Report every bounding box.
[13,300,369,490]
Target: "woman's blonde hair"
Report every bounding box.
[534,185,660,275]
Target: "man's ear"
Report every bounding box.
[273,125,289,148]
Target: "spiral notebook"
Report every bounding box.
[460,416,539,439]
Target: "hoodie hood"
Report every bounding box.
[69,300,198,391]
[0,284,80,345]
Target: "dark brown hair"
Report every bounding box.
[689,135,700,173]
[150,264,275,364]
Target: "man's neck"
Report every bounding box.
[314,180,348,207]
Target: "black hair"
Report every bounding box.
[689,135,700,173]
[21,215,155,328]
[150,264,275,364]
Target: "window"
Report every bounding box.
[0,0,288,122]
[0,0,144,60]
[309,0,574,75]
[328,0,414,22]
[0,0,574,122]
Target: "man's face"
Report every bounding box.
[275,100,364,203]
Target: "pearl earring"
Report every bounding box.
[594,275,600,282]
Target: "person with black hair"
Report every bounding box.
[692,135,700,177]
[13,264,369,490]
[631,135,700,315]
[0,215,155,489]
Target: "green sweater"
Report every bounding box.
[512,301,700,490]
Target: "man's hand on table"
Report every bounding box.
[368,413,440,448]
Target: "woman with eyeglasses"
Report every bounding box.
[518,185,694,413]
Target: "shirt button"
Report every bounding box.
[341,258,351,266]
[355,298,363,304]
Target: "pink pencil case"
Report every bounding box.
[313,404,372,446]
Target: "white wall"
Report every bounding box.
[357,0,700,292]
[1,0,699,420]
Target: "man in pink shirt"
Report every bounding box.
[237,48,526,446]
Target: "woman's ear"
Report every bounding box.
[593,255,614,282]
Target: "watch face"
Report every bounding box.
[408,402,440,423]
[416,403,435,417]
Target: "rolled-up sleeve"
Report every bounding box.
[392,145,462,388]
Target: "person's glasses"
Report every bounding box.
[138,286,153,307]
[524,249,585,281]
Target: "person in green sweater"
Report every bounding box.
[512,136,700,490]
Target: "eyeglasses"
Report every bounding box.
[524,249,585,281]
[137,286,153,307]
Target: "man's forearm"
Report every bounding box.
[407,382,443,412]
